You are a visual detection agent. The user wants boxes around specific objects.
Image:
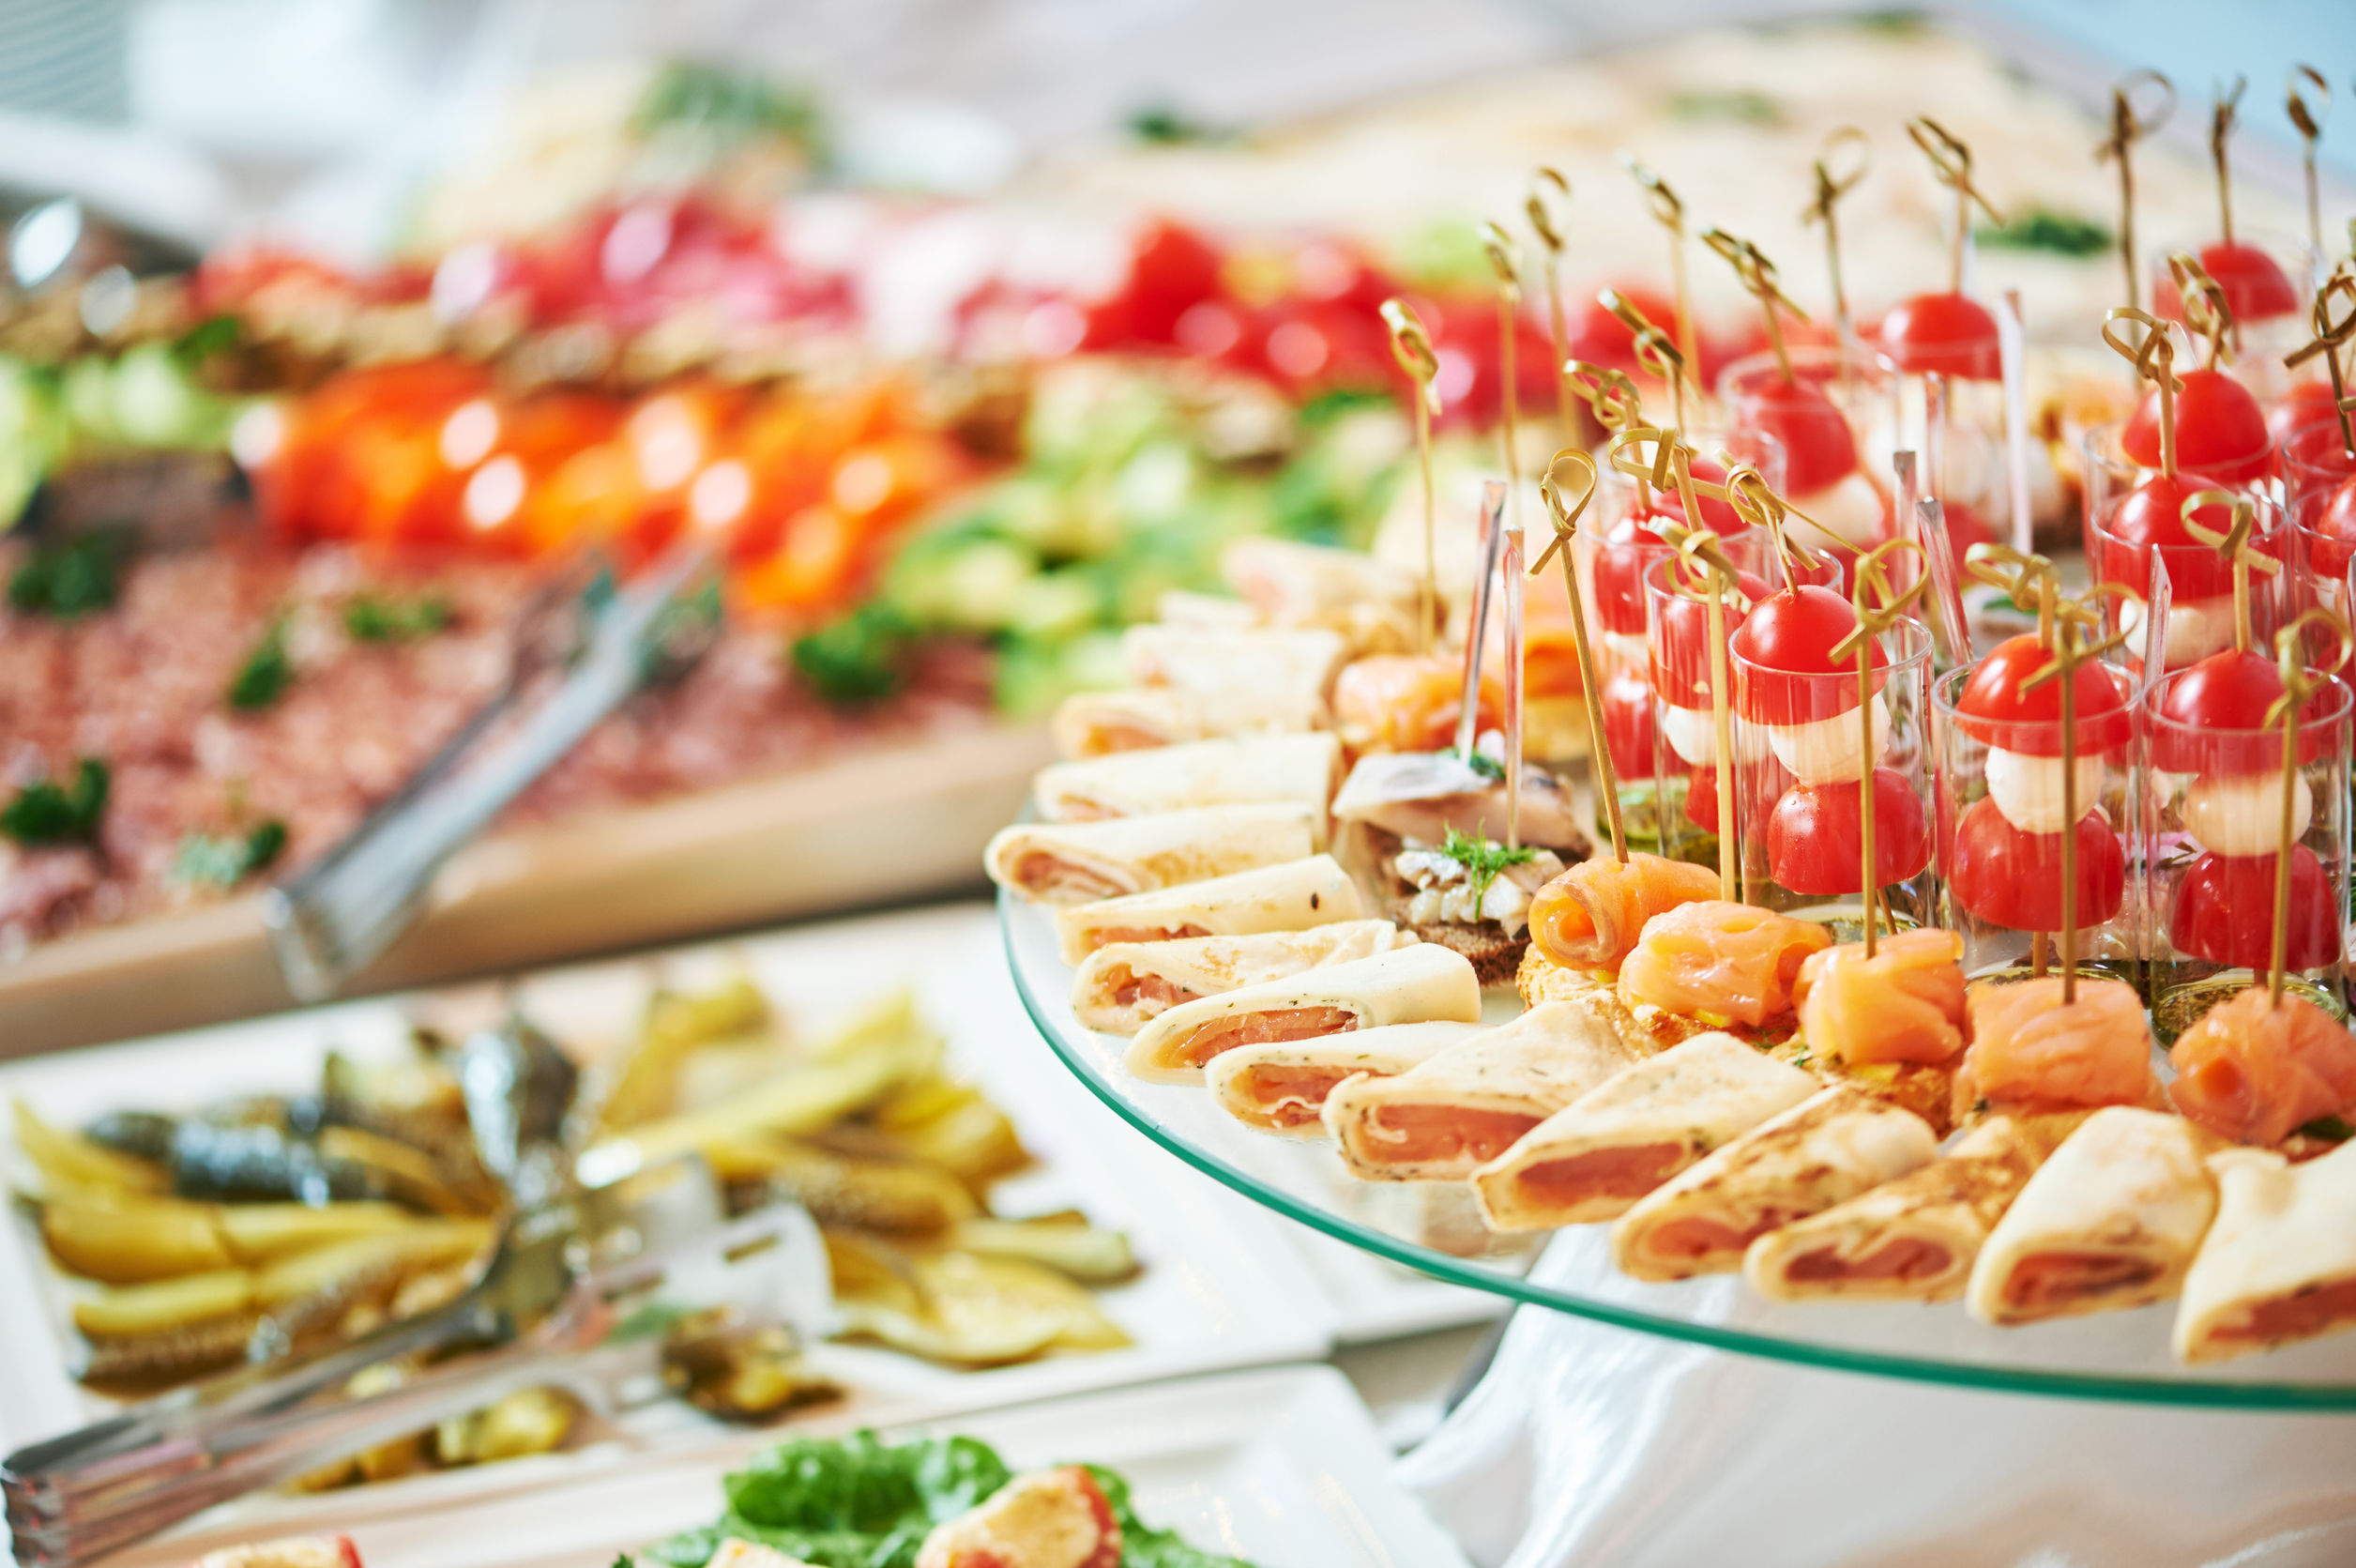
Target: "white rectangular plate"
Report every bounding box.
[113,1365,1468,1568]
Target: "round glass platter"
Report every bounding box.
[1001,891,2356,1409]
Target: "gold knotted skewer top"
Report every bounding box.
[1482,222,1528,540]
[2285,270,2356,460]
[2181,489,2280,656]
[1702,228,1811,385]
[1801,127,1871,336]
[2210,75,2249,247]
[1649,490,1743,901]
[2287,68,2331,256]
[1965,541,2061,647]
[1382,297,1442,657]
[2095,70,2174,313]
[1717,458,1820,586]
[1536,448,1627,863]
[1600,287,1691,428]
[1564,359,1643,435]
[1829,538,1928,957]
[2020,595,2129,1001]
[2263,608,2352,1005]
[1907,117,2005,295]
[2103,307,2186,477]
[2167,250,2238,367]
[1528,168,1576,445]
[1619,154,1703,388]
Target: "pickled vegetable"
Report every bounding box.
[15,1102,168,1196]
[43,1199,232,1284]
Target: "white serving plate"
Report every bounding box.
[112,1364,1468,1568]
[0,905,1333,1535]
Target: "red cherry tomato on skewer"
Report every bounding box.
[1590,520,1661,636]
[1768,769,1932,895]
[2311,478,2356,580]
[1947,796,2126,930]
[1953,633,2134,754]
[1736,376,1857,495]
[1730,584,1888,724]
[2151,648,2337,771]
[2157,241,2302,327]
[2121,369,2272,485]
[1684,757,1722,832]
[1600,667,1658,779]
[2270,380,2348,449]
[2096,474,2257,599]
[1650,565,1771,707]
[1877,292,2002,381]
[2170,847,2338,971]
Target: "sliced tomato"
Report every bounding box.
[1952,633,2134,754]
[2169,846,2339,970]
[1767,769,1931,895]
[1601,666,1659,779]
[1877,292,2001,380]
[1731,584,1886,724]
[2122,369,2272,484]
[1947,795,2125,931]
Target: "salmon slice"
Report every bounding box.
[1783,1236,1953,1285]
[2169,988,2356,1147]
[2212,1274,2356,1347]
[1011,852,1128,903]
[1104,967,1195,1013]
[1332,654,1502,754]
[1166,1006,1359,1068]
[1794,928,1968,1067]
[1528,853,1724,975]
[1640,1207,1812,1268]
[1225,1065,1359,1129]
[2000,1251,2163,1314]
[1616,901,1832,1028]
[1955,978,2155,1112]
[1087,922,1210,950]
[1512,1143,1691,1205]
[1360,1105,1542,1166]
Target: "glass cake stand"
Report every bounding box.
[1001,891,2356,1410]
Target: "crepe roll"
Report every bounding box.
[1032,733,1342,843]
[1967,1106,2220,1327]
[1049,687,1319,759]
[1156,588,1263,630]
[2175,1139,2356,1363]
[1612,1085,1938,1282]
[1322,1000,1643,1182]
[1123,625,1347,715]
[986,804,1314,906]
[1220,537,1421,654]
[1054,855,1361,964]
[1472,1034,1816,1232]
[1122,944,1482,1084]
[1744,1111,2085,1303]
[1072,921,1417,1034]
[1207,1021,1483,1135]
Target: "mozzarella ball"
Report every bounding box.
[1603,630,1650,668]
[2116,593,2238,669]
[1984,746,2107,834]
[1788,472,1887,551]
[1765,694,1891,785]
[1662,703,1717,766]
[2185,770,2312,858]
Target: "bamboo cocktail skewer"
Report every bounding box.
[1536,449,1627,862]
[1528,169,1577,446]
[1830,539,1928,956]
[1383,298,1443,655]
[2095,71,2173,313]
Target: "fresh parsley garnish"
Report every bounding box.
[227,622,293,710]
[792,604,910,705]
[1441,827,1537,906]
[9,532,128,618]
[1462,750,1505,783]
[1975,209,2112,258]
[2297,1115,2355,1143]
[343,592,452,642]
[171,819,287,888]
[2,758,108,847]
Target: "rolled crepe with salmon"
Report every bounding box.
[2176,1139,2356,1363]
[1743,1111,2086,1303]
[1033,733,1342,844]
[1123,943,1482,1084]
[1072,920,1417,1034]
[1055,854,1362,964]
[986,804,1315,906]
[1472,1034,1818,1231]
[1967,1106,2221,1326]
[1049,686,1320,759]
[1611,1085,1938,1281]
[1207,1021,1482,1135]
[1221,536,1421,654]
[1321,1000,1643,1181]
[1123,625,1348,720]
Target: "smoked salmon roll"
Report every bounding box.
[2167,987,2356,1148]
[1953,976,2160,1118]
[1122,944,1482,1083]
[1527,852,1724,976]
[1616,901,1832,1030]
[1792,928,1968,1068]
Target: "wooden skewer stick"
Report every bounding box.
[1482,222,1528,541]
[2103,308,2186,477]
[1907,117,2004,296]
[1620,155,1702,395]
[1702,228,1811,387]
[1830,540,1928,957]
[1602,287,1691,430]
[1528,169,1577,446]
[1800,127,1871,355]
[1537,449,1626,861]
[2264,611,2353,1005]
[2020,598,2128,1002]
[2167,250,2239,370]
[2094,71,2173,314]
[2287,68,2331,258]
[1383,298,1443,656]
[2285,271,2356,461]
[2210,76,2249,249]
[2181,491,2278,657]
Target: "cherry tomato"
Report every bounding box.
[1601,666,1658,779]
[2096,474,2253,599]
[1953,633,2134,754]
[1684,757,1725,832]
[1731,584,1886,723]
[1733,376,1857,494]
[1947,795,2126,930]
[1591,519,1663,635]
[1768,769,1932,895]
[2270,380,2347,449]
[2311,477,2356,579]
[1650,563,1770,707]
[1087,218,1226,348]
[2161,241,2302,327]
[2169,846,2338,971]
[2122,369,2272,484]
[1877,292,2002,381]
[2151,648,2337,771]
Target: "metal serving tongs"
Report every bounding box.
[263,537,723,1001]
[2,1162,828,1568]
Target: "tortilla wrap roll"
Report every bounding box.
[1032,733,1342,844]
[1071,920,1417,1034]
[1122,943,1482,1084]
[1321,999,1643,1181]
[1967,1106,2221,1327]
[1220,536,1421,654]
[1049,686,1319,760]
[1207,1021,1483,1135]
[1611,1084,1938,1282]
[985,804,1315,906]
[1054,854,1361,964]
[1472,1033,1817,1232]
[1743,1110,2087,1303]
[1123,625,1347,717]
[2174,1138,2356,1364]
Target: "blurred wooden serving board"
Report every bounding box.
[0,723,1053,1055]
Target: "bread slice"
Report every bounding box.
[1402,918,1527,986]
